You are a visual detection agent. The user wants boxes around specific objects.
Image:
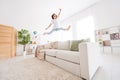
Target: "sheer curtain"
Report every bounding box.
[57,24,72,41]
[76,16,95,42]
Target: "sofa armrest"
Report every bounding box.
[79,42,101,80]
[35,45,45,57]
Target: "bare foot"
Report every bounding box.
[66,25,71,30]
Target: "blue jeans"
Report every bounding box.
[46,28,66,35]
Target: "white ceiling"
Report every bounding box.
[0,0,101,31]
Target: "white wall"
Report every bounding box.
[61,0,120,34]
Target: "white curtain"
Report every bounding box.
[76,16,95,42]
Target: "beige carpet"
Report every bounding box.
[0,55,81,80]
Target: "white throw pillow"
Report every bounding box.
[51,41,58,49]
[44,43,52,49]
[57,40,70,50]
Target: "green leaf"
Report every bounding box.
[17,29,30,45]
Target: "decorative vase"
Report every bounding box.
[23,51,27,58]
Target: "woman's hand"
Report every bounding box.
[57,8,62,18]
[59,8,61,11]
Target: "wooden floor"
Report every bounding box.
[0,57,11,61]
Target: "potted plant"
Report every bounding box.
[17,29,30,56]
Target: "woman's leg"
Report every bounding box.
[43,29,56,35]
[56,25,71,31]
[43,25,71,35]
[56,28,66,31]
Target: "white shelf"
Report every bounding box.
[102,34,111,40]
[111,40,120,44]
[103,47,112,53]
[95,26,120,55]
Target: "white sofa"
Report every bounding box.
[38,41,101,80]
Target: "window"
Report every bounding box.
[76,16,95,42]
[57,24,72,41]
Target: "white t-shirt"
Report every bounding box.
[51,19,60,29]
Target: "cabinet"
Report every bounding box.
[0,24,17,60]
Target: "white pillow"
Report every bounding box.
[57,40,70,50]
[51,41,58,49]
[44,43,52,49]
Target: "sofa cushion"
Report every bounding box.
[44,43,52,49]
[51,41,70,50]
[56,50,80,64]
[51,41,58,49]
[57,40,70,50]
[70,39,89,51]
[45,49,57,57]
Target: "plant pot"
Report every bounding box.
[23,51,27,58]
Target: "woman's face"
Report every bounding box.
[53,14,57,19]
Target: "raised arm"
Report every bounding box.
[45,23,52,30]
[57,8,61,18]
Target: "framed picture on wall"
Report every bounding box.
[110,33,120,40]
